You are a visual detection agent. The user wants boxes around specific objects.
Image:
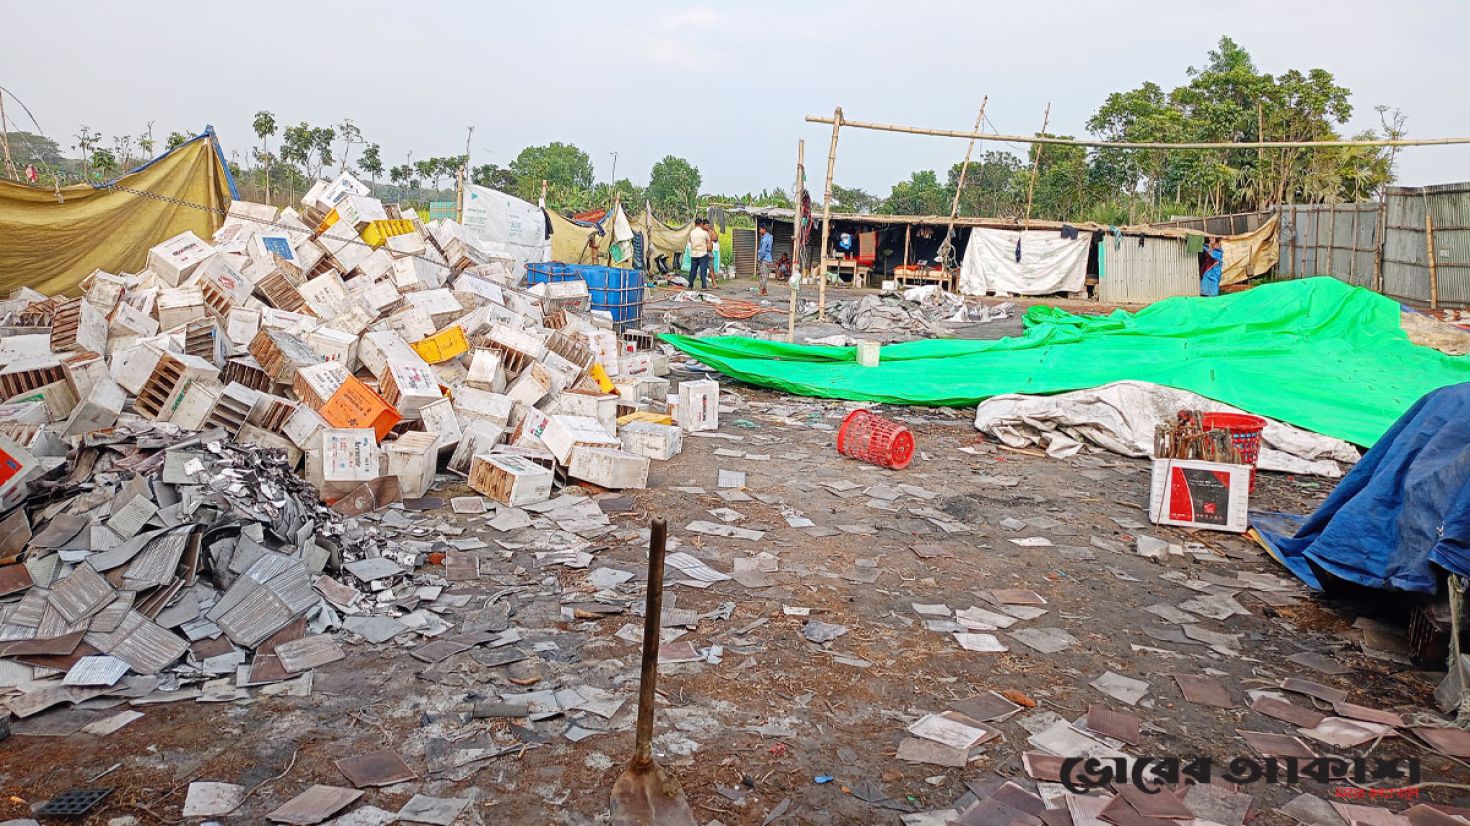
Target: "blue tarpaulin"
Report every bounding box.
[1258,383,1470,594]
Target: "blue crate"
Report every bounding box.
[525,264,644,329]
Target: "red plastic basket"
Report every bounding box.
[1200,412,1266,489]
[837,409,915,470]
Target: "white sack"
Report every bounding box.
[973,380,1360,478]
[461,184,551,279]
[958,228,1088,296]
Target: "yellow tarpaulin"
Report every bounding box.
[546,209,603,264]
[0,133,232,296]
[1222,214,1280,286]
[635,208,694,270]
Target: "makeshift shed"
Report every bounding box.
[1095,235,1200,303]
[0,128,236,296]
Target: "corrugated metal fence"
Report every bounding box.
[1277,182,1470,306]
[1097,237,1199,304]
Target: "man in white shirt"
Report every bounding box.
[688,218,712,290]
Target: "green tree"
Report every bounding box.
[471,163,517,192]
[414,159,438,192]
[830,184,879,214]
[359,143,383,186]
[252,110,277,202]
[647,155,702,219]
[880,170,948,215]
[947,151,1024,217]
[336,118,362,172]
[74,125,101,179]
[509,142,595,209]
[90,147,118,178]
[165,131,189,150]
[6,131,63,167]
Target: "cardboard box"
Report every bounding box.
[0,433,37,512]
[619,420,684,461]
[677,379,720,432]
[293,361,351,410]
[412,325,469,364]
[582,329,621,376]
[465,349,506,393]
[238,423,304,468]
[379,360,442,417]
[249,233,298,266]
[612,375,670,404]
[544,390,618,435]
[156,286,206,331]
[205,382,260,434]
[282,404,329,451]
[386,431,440,498]
[304,326,359,370]
[147,230,214,287]
[469,453,552,506]
[133,352,220,423]
[448,419,506,475]
[307,428,381,494]
[358,330,425,379]
[418,397,462,453]
[568,446,649,489]
[385,306,436,343]
[298,271,351,318]
[320,375,403,442]
[1148,458,1250,533]
[164,379,222,432]
[49,298,108,355]
[506,361,559,408]
[537,414,620,465]
[405,289,464,329]
[332,194,389,230]
[452,387,515,431]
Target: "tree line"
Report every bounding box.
[4,38,1408,225]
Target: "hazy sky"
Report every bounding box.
[3,0,1465,197]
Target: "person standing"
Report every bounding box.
[688,218,713,290]
[1201,237,1223,297]
[756,225,773,296]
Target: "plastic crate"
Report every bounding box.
[525,264,644,330]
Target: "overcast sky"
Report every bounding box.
[3,0,1465,197]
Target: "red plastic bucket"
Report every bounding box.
[1200,412,1266,489]
[837,409,915,470]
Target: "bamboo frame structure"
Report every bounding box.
[1020,104,1051,232]
[937,98,987,278]
[816,108,842,321]
[805,113,1470,150]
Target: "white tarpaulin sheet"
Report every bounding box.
[973,380,1360,478]
[460,184,550,278]
[958,228,1089,296]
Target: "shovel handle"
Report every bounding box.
[633,517,668,764]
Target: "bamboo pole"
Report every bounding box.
[1020,104,1051,231]
[1289,206,1299,278]
[903,223,911,274]
[804,113,1470,150]
[1374,196,1388,293]
[787,139,804,343]
[939,98,988,272]
[1427,212,1439,308]
[816,107,842,322]
[0,91,15,181]
[1350,205,1360,282]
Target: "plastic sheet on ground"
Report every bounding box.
[662,278,1470,448]
[973,380,1359,477]
[1257,383,1470,593]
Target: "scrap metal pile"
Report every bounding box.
[0,171,717,719]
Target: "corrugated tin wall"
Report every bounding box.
[1097,236,1199,303]
[1276,183,1470,306]
[1152,211,1272,236]
[1277,203,1379,288]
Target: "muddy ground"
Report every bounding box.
[2,281,1464,825]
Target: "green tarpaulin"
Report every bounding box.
[662,277,1470,448]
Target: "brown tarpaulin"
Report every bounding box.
[0,134,231,296]
[1221,214,1280,286]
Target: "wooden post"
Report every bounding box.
[902,223,912,278]
[1350,205,1360,283]
[787,139,804,343]
[454,164,466,224]
[1325,201,1336,278]
[1289,205,1298,278]
[939,98,988,272]
[816,107,842,322]
[1021,104,1051,231]
[1373,193,1389,294]
[1427,212,1439,308]
[539,179,548,208]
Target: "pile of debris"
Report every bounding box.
[824,285,1013,336]
[0,171,721,717]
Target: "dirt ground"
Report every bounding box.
[2,280,1465,825]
